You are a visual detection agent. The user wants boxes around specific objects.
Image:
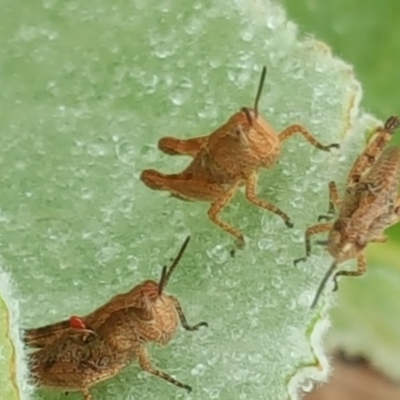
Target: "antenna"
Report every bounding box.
[158,236,191,296]
[310,262,337,309]
[254,65,267,116]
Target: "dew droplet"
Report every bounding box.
[230,327,244,341]
[266,15,281,30]
[154,46,175,59]
[185,17,203,36]
[240,29,254,42]
[297,289,315,308]
[116,141,136,165]
[270,275,283,289]
[232,368,249,382]
[142,74,159,95]
[127,255,139,271]
[80,187,93,201]
[190,363,206,376]
[291,62,305,80]
[301,379,314,393]
[257,237,274,250]
[207,389,221,400]
[206,244,229,264]
[87,142,108,157]
[168,210,185,227]
[95,244,122,265]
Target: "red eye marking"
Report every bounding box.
[69,315,86,330]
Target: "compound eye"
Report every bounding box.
[230,124,245,139]
[230,124,249,147]
[235,125,244,136]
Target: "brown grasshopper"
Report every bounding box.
[25,236,207,399]
[294,116,400,308]
[140,66,339,249]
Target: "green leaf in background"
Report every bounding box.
[282,0,400,120]
[283,0,400,380]
[326,243,400,380]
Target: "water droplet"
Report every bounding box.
[64,62,75,73]
[289,195,304,210]
[291,62,304,80]
[270,275,283,289]
[313,84,326,98]
[47,30,58,41]
[185,17,203,36]
[116,141,136,165]
[168,210,184,227]
[87,142,108,157]
[159,3,170,13]
[16,161,26,171]
[315,62,326,73]
[148,29,177,59]
[227,69,252,89]
[297,289,314,308]
[154,47,175,59]
[233,368,249,382]
[169,91,186,106]
[95,244,122,265]
[208,56,222,69]
[59,261,69,270]
[0,210,10,225]
[301,379,314,393]
[126,255,139,271]
[257,237,274,250]
[190,363,206,376]
[230,328,243,341]
[197,104,218,121]
[169,77,193,106]
[81,187,93,200]
[142,74,159,95]
[42,0,56,9]
[240,29,254,42]
[206,244,229,264]
[266,16,278,30]
[46,81,57,95]
[205,389,220,399]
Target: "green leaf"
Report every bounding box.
[0,0,378,398]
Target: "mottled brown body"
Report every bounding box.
[294,116,400,308]
[140,66,339,248]
[25,237,207,399]
[24,280,165,349]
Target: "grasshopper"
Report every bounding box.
[141,66,339,248]
[25,236,207,399]
[294,116,400,308]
